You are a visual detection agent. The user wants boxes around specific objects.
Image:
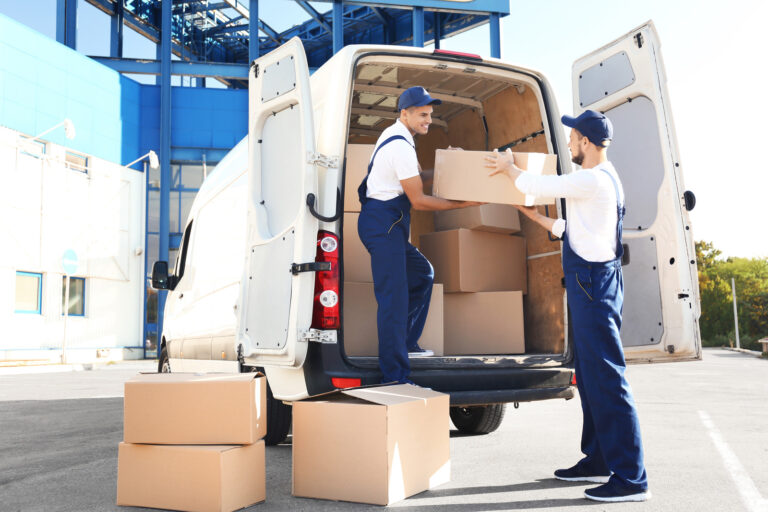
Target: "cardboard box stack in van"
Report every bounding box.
[343,282,444,356]
[343,144,375,213]
[117,373,267,511]
[434,204,522,234]
[292,384,450,505]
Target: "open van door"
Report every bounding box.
[236,37,319,367]
[572,21,701,363]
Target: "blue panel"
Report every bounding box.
[314,0,509,13]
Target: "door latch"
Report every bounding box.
[307,152,340,169]
[291,261,331,275]
[300,329,337,344]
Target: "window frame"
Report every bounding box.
[15,271,43,314]
[61,276,86,317]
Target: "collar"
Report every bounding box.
[394,119,415,146]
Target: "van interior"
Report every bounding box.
[341,54,566,368]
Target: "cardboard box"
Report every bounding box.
[433,150,558,206]
[434,204,521,234]
[343,282,443,356]
[292,384,450,505]
[123,373,266,445]
[343,212,372,282]
[344,144,375,212]
[419,229,527,294]
[444,291,525,355]
[117,441,265,512]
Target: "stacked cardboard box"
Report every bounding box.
[292,384,450,505]
[117,373,267,512]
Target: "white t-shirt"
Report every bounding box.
[365,119,420,201]
[515,161,625,263]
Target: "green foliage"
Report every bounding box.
[696,241,768,350]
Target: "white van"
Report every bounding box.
[152,21,701,445]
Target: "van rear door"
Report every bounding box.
[236,37,319,368]
[572,21,701,362]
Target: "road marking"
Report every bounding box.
[699,410,768,512]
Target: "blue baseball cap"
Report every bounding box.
[561,110,613,147]
[398,86,442,110]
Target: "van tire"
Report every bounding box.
[158,347,170,373]
[264,381,292,446]
[450,404,506,434]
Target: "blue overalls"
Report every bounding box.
[356,136,434,383]
[562,169,648,493]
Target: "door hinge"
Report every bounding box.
[307,152,340,169]
[291,261,331,275]
[300,329,337,344]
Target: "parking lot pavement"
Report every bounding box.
[0,348,766,511]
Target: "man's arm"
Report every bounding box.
[515,205,565,238]
[400,175,481,211]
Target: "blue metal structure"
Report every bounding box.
[49,0,508,357]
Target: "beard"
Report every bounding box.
[571,149,584,166]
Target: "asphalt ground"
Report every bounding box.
[0,348,766,511]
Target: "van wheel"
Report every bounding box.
[264,381,292,446]
[158,347,170,373]
[450,404,506,434]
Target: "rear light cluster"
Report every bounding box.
[311,230,340,329]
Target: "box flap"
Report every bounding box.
[343,384,446,406]
[128,372,260,384]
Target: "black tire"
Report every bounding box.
[450,404,506,434]
[157,346,170,373]
[263,379,292,446]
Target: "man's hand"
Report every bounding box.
[485,148,522,181]
[514,205,539,219]
[446,145,464,151]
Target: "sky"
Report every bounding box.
[2,0,766,259]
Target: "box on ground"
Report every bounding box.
[433,150,558,206]
[123,372,266,445]
[344,144,375,213]
[292,384,450,506]
[444,291,525,355]
[419,229,527,294]
[434,204,521,234]
[343,212,372,282]
[343,282,443,356]
[117,441,265,512]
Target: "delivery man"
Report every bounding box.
[357,86,479,384]
[486,110,650,503]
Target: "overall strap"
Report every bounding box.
[598,167,625,261]
[366,135,411,174]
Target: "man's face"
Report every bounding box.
[568,129,586,166]
[401,105,433,135]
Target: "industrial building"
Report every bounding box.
[0,0,508,363]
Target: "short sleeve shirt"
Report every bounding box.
[365,119,420,201]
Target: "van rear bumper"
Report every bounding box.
[303,342,575,405]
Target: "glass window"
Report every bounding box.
[180,191,196,229]
[181,165,205,189]
[15,272,42,314]
[62,277,85,316]
[65,151,89,173]
[148,190,160,233]
[170,191,180,232]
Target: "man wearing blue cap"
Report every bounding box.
[486,109,649,503]
[357,86,479,384]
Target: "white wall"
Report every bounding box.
[0,126,146,362]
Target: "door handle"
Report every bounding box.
[307,188,341,222]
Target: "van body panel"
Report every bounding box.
[236,37,319,368]
[571,21,701,362]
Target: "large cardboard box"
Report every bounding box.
[292,384,450,505]
[419,229,527,294]
[433,150,558,206]
[123,373,266,445]
[343,282,443,356]
[117,441,265,512]
[434,204,521,234]
[444,291,525,355]
[343,212,372,282]
[344,144,375,212]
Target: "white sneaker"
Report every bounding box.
[408,348,434,357]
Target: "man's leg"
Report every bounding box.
[404,243,434,350]
[572,338,610,476]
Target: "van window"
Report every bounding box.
[176,221,193,282]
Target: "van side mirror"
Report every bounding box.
[152,261,171,290]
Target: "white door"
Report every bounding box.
[572,21,701,363]
[236,37,319,368]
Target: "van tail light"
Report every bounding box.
[311,230,340,329]
[571,373,577,386]
[332,377,361,389]
[433,49,483,61]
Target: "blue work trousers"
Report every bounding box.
[357,194,434,383]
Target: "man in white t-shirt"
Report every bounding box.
[486,110,650,503]
[357,86,478,384]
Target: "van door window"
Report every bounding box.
[175,221,193,282]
